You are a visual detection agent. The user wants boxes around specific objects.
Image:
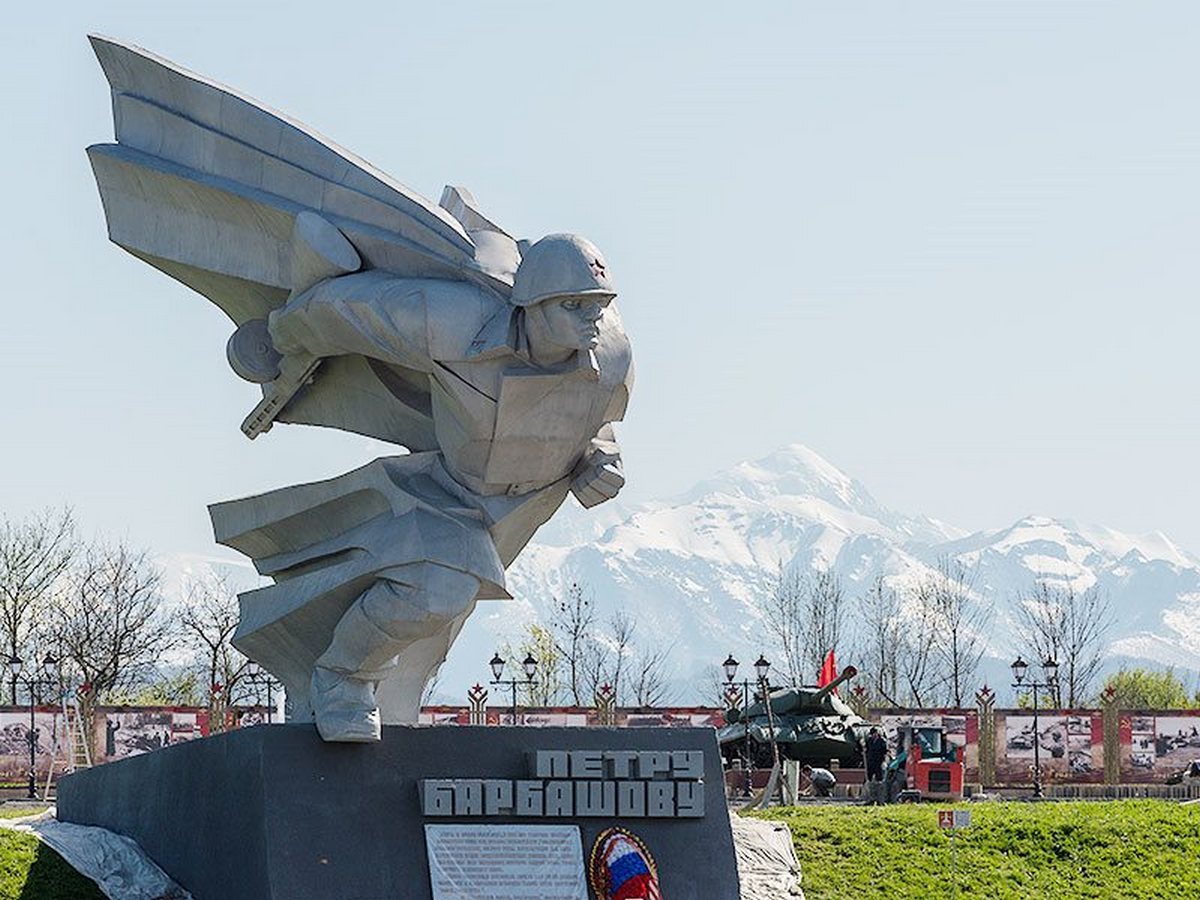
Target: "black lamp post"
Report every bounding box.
[722,653,772,798]
[245,662,281,724]
[1011,654,1059,799]
[8,655,21,706]
[9,654,59,799]
[489,652,538,725]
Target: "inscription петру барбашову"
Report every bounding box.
[421,749,705,818]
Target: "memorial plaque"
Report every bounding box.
[425,825,586,900]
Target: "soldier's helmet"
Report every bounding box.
[511,234,616,307]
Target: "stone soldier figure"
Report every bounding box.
[86,37,633,741]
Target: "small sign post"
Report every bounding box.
[938,809,971,898]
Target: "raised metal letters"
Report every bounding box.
[420,749,707,819]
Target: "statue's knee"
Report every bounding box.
[418,566,480,619]
[361,564,479,628]
[359,579,416,628]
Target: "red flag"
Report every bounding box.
[817,650,837,691]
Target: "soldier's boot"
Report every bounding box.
[311,565,479,742]
[310,599,397,742]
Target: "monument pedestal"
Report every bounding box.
[57,725,740,900]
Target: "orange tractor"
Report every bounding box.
[884,724,965,803]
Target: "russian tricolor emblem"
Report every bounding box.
[588,827,662,899]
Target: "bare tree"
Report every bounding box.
[802,568,847,678]
[513,597,674,711]
[858,576,903,706]
[605,609,635,703]
[1016,582,1112,707]
[855,562,989,709]
[893,578,945,707]
[925,557,992,708]
[53,541,178,745]
[696,662,734,709]
[630,643,675,707]
[763,565,847,685]
[550,583,598,705]
[574,607,653,706]
[763,567,805,685]
[180,576,251,732]
[0,508,76,702]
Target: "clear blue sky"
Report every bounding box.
[2,2,1199,558]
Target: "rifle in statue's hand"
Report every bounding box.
[226,211,361,439]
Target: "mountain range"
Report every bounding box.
[466,444,1200,703]
[163,444,1200,705]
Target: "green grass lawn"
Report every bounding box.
[0,831,104,900]
[752,800,1200,900]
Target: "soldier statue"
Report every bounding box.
[86,36,633,741]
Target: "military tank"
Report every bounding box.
[717,665,870,768]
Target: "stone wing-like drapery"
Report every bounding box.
[86,35,522,448]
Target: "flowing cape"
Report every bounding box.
[86,35,520,447]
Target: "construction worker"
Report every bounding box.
[865,727,889,805]
[801,764,837,797]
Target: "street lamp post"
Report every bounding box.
[1010,655,1059,800]
[722,653,772,798]
[489,653,538,725]
[245,662,281,724]
[8,654,59,800]
[210,681,225,733]
[7,656,19,707]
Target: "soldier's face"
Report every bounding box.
[534,294,613,351]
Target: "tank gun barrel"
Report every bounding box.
[811,665,858,703]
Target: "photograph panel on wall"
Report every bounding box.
[102,709,203,761]
[1065,714,1095,775]
[169,710,203,744]
[1154,715,1200,766]
[1129,715,1157,773]
[103,710,171,760]
[995,712,1082,783]
[1004,714,1068,761]
[0,711,66,782]
[237,707,269,728]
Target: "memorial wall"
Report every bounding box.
[873,706,1200,785]
[10,702,1199,788]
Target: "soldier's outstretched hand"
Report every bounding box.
[571,445,625,508]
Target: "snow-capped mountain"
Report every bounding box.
[159,444,1200,704]
[446,444,1200,701]
[490,446,961,680]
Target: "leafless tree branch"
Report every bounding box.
[0,508,76,700]
[1016,581,1112,707]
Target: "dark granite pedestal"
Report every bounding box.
[57,725,740,900]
